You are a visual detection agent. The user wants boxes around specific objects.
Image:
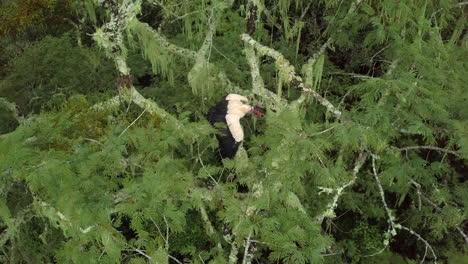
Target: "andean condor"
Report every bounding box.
[207,94,264,159]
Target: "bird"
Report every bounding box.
[207,94,263,159]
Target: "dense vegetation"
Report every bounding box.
[0,0,467,263]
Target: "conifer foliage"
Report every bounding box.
[0,0,467,263]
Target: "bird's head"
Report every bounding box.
[225,94,265,118]
[250,105,264,117]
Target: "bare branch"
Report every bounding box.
[394,146,460,157]
[133,248,183,264]
[396,225,437,263]
[311,126,337,137]
[82,138,103,145]
[133,248,152,260]
[119,108,148,137]
[168,254,184,264]
[150,217,168,248]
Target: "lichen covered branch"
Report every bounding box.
[243,42,287,108]
[240,34,343,119]
[317,151,368,223]
[372,155,438,263]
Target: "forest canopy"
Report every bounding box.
[0,0,467,263]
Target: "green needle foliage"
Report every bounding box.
[0,0,467,263]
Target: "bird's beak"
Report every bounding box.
[251,106,264,117]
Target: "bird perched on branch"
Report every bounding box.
[207,94,264,159]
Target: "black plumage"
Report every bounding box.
[207,97,241,159]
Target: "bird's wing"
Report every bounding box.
[225,114,244,142]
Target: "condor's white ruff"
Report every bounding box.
[225,94,252,142]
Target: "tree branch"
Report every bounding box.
[119,108,147,137]
[317,151,368,223]
[223,226,238,264]
[242,232,254,264]
[240,34,343,119]
[199,202,223,250]
[246,1,259,35]
[243,40,287,109]
[394,146,460,157]
[129,21,197,58]
[372,155,438,263]
[412,184,468,245]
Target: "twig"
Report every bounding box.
[188,0,231,95]
[83,138,103,145]
[396,225,437,264]
[163,215,169,250]
[370,43,391,63]
[168,254,183,264]
[321,251,343,257]
[455,226,468,245]
[421,244,428,264]
[198,254,206,263]
[372,155,438,263]
[133,248,152,260]
[133,248,183,264]
[317,152,368,222]
[362,245,387,257]
[371,155,395,231]
[413,185,468,245]
[330,72,374,79]
[119,108,147,137]
[394,146,460,157]
[150,217,168,246]
[311,126,337,137]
